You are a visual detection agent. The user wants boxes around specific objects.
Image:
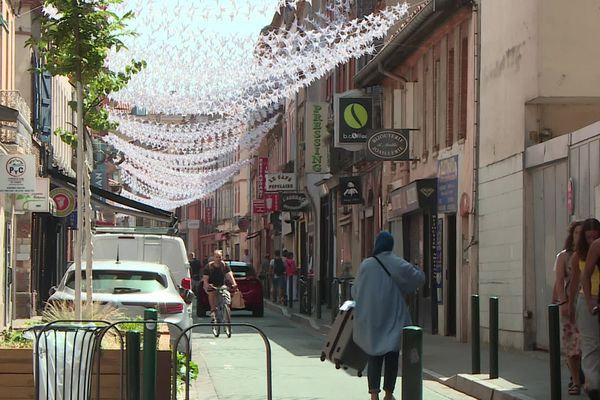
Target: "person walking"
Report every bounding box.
[552,221,583,395]
[270,250,286,304]
[285,251,298,305]
[189,252,202,295]
[570,218,600,400]
[352,231,425,400]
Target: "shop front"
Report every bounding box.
[388,178,438,333]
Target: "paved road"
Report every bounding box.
[186,308,475,400]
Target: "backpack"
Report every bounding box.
[274,257,285,276]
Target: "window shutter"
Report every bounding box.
[40,71,52,142]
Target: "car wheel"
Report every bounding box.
[252,303,264,317]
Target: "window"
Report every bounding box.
[447,47,455,147]
[459,28,469,140]
[66,270,168,293]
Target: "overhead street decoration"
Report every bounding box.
[340,176,363,205]
[366,129,410,161]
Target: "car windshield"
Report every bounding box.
[227,262,255,278]
[65,270,168,294]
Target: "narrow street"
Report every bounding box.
[189,309,474,400]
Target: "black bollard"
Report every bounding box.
[548,304,561,400]
[402,326,423,400]
[471,295,481,374]
[489,297,499,379]
[126,331,141,400]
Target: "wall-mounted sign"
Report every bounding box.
[389,179,437,218]
[337,97,372,143]
[205,206,213,226]
[266,173,296,192]
[253,193,280,214]
[0,155,36,193]
[366,129,410,160]
[437,155,458,213]
[281,193,309,211]
[15,178,50,212]
[187,219,200,230]
[50,187,75,218]
[305,102,330,173]
[340,176,362,205]
[257,157,268,199]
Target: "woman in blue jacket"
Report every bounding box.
[353,231,425,400]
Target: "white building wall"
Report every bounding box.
[478,154,524,349]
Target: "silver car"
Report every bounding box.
[49,260,194,350]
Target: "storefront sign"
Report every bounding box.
[340,176,362,205]
[238,217,250,232]
[366,129,409,160]
[187,220,200,229]
[389,179,437,218]
[433,218,443,305]
[281,192,309,211]
[266,173,296,192]
[257,157,268,199]
[306,102,330,173]
[437,156,458,213]
[253,193,280,214]
[205,206,213,226]
[337,97,372,143]
[50,187,75,218]
[15,178,50,212]
[0,155,36,193]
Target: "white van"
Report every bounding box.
[91,228,191,287]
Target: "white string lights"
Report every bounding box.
[103,0,413,209]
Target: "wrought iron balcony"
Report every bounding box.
[0,91,33,152]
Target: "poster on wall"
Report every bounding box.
[433,218,443,305]
[438,155,458,213]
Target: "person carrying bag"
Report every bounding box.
[351,231,425,400]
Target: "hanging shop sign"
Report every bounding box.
[253,193,280,214]
[337,96,372,144]
[205,206,213,226]
[437,155,458,213]
[237,217,250,232]
[366,129,410,160]
[305,102,330,173]
[281,193,309,211]
[389,178,437,218]
[340,176,363,205]
[257,157,268,199]
[50,187,75,218]
[266,173,296,192]
[15,177,50,212]
[0,155,36,193]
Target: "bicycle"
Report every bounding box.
[207,284,234,338]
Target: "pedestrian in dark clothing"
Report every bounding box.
[352,231,425,400]
[189,252,202,294]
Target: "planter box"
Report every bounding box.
[0,347,172,400]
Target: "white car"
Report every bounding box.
[49,260,194,350]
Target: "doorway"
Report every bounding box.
[446,214,457,336]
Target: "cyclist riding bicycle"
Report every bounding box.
[203,249,238,322]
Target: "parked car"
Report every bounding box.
[49,260,194,350]
[196,261,264,317]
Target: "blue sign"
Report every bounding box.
[437,156,458,213]
[66,211,77,229]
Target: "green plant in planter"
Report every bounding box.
[42,300,125,322]
[176,352,199,392]
[0,328,31,348]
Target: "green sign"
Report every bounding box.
[338,97,372,143]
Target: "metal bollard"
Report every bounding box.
[548,304,561,400]
[126,331,141,400]
[489,297,499,379]
[402,326,423,400]
[471,295,481,374]
[143,308,158,400]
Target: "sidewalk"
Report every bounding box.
[267,299,577,400]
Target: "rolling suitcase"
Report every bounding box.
[320,307,368,377]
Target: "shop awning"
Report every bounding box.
[48,168,176,225]
[389,178,437,219]
[246,231,261,240]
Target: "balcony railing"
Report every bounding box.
[0,91,33,152]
